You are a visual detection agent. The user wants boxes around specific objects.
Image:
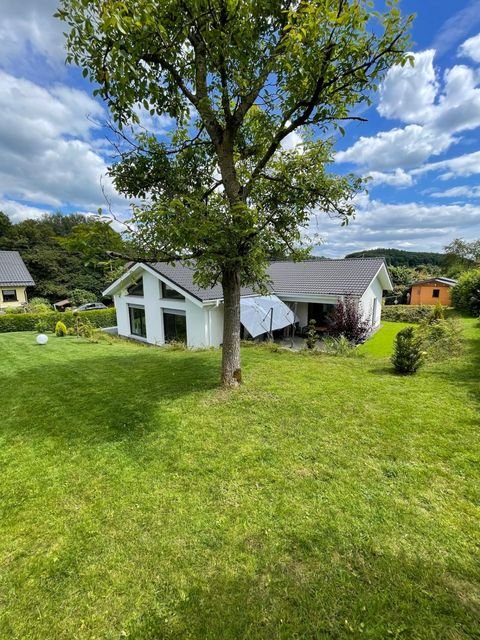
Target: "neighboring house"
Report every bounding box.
[103,258,392,348]
[409,277,457,306]
[0,251,35,310]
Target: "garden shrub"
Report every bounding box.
[392,326,424,374]
[304,319,318,350]
[417,317,463,361]
[451,268,480,316]
[69,288,98,308]
[35,319,49,333]
[75,317,95,338]
[322,335,358,357]
[382,304,433,323]
[0,308,116,333]
[26,297,53,313]
[329,297,370,344]
[55,321,68,337]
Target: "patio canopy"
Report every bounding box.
[240,295,296,338]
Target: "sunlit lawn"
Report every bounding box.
[0,320,478,639]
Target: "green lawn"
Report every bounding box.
[358,321,414,357]
[0,321,479,639]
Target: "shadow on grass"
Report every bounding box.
[125,538,479,640]
[2,348,220,446]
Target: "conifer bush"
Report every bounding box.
[392,326,423,374]
[305,319,318,350]
[55,321,68,337]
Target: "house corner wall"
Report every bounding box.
[360,277,383,328]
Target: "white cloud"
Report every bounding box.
[281,130,303,151]
[378,51,438,123]
[335,125,454,171]
[413,150,480,180]
[367,169,413,187]
[430,185,480,198]
[309,195,480,256]
[0,0,65,67]
[431,1,480,56]
[0,199,51,223]
[459,32,480,62]
[0,71,128,213]
[336,48,480,180]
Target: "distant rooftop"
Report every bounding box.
[0,251,35,287]
[411,277,457,287]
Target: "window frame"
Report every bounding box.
[126,277,144,297]
[161,281,185,301]
[129,305,147,338]
[163,310,187,343]
[2,289,18,303]
[432,288,440,298]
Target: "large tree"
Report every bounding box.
[57,0,412,386]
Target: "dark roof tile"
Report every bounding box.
[146,257,388,301]
[0,251,35,286]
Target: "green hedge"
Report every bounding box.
[0,308,117,333]
[382,304,434,323]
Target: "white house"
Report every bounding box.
[103,258,393,348]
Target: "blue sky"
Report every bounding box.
[0,0,479,257]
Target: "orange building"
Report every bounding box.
[409,277,457,306]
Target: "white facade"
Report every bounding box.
[109,265,223,348]
[105,262,391,348]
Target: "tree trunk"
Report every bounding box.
[221,267,242,387]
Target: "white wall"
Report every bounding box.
[360,276,384,328]
[207,303,224,347]
[114,292,130,337]
[185,299,208,348]
[113,268,214,347]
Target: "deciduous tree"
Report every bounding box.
[57,0,412,386]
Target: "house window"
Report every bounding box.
[163,311,187,342]
[161,281,185,300]
[127,277,144,296]
[2,289,17,303]
[129,306,146,338]
[432,289,440,298]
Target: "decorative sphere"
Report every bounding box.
[36,334,48,345]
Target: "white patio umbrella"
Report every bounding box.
[240,295,296,338]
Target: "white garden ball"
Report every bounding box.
[36,334,48,345]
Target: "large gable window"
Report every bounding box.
[161,281,185,300]
[129,305,146,338]
[127,277,144,296]
[2,289,18,303]
[163,311,187,342]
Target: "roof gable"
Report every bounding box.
[412,277,457,287]
[104,258,391,301]
[0,251,35,286]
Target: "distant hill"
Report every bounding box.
[345,248,446,268]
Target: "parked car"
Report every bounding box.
[74,302,108,312]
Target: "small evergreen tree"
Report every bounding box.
[305,319,318,350]
[392,327,423,374]
[55,321,68,337]
[429,302,445,322]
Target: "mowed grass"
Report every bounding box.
[358,321,413,357]
[0,321,479,640]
